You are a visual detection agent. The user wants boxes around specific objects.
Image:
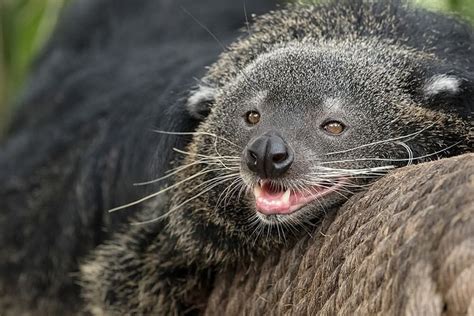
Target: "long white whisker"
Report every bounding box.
[317,141,461,165]
[108,168,232,213]
[172,147,240,161]
[151,130,241,148]
[215,178,242,210]
[395,141,413,166]
[321,124,435,156]
[310,165,395,176]
[132,174,240,225]
[134,159,239,186]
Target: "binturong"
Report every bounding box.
[81,0,473,314]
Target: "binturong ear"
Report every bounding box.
[420,68,474,120]
[186,84,218,119]
[424,74,462,97]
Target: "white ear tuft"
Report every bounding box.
[186,85,217,119]
[424,75,461,97]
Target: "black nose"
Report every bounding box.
[245,132,294,178]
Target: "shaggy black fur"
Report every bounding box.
[0,0,276,313]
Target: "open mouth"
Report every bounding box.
[253,180,344,216]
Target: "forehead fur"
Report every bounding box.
[244,40,419,78]
[204,2,436,88]
[219,40,425,106]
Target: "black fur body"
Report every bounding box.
[0,0,275,314]
[1,0,473,315]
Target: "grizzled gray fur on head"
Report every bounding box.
[79,0,473,314]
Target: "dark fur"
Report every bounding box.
[1,0,473,315]
[0,0,276,314]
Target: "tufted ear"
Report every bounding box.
[420,68,474,119]
[186,84,218,119]
[423,74,462,97]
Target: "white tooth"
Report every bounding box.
[254,185,262,198]
[282,188,291,204]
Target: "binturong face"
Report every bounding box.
[180,41,471,238]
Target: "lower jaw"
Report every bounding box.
[255,196,345,225]
[254,180,346,217]
[257,202,312,217]
[255,203,319,225]
[256,208,305,224]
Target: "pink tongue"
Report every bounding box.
[253,181,341,216]
[255,187,292,215]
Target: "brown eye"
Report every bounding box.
[322,121,345,135]
[245,111,261,125]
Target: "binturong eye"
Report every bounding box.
[245,110,261,125]
[322,120,345,135]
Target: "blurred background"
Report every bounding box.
[1,0,67,135]
[0,0,473,136]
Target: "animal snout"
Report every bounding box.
[245,132,294,178]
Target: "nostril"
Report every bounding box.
[248,151,258,165]
[272,153,288,163]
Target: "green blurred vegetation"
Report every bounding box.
[415,0,474,13]
[0,0,67,134]
[0,0,473,135]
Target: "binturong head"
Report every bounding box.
[172,2,472,252]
